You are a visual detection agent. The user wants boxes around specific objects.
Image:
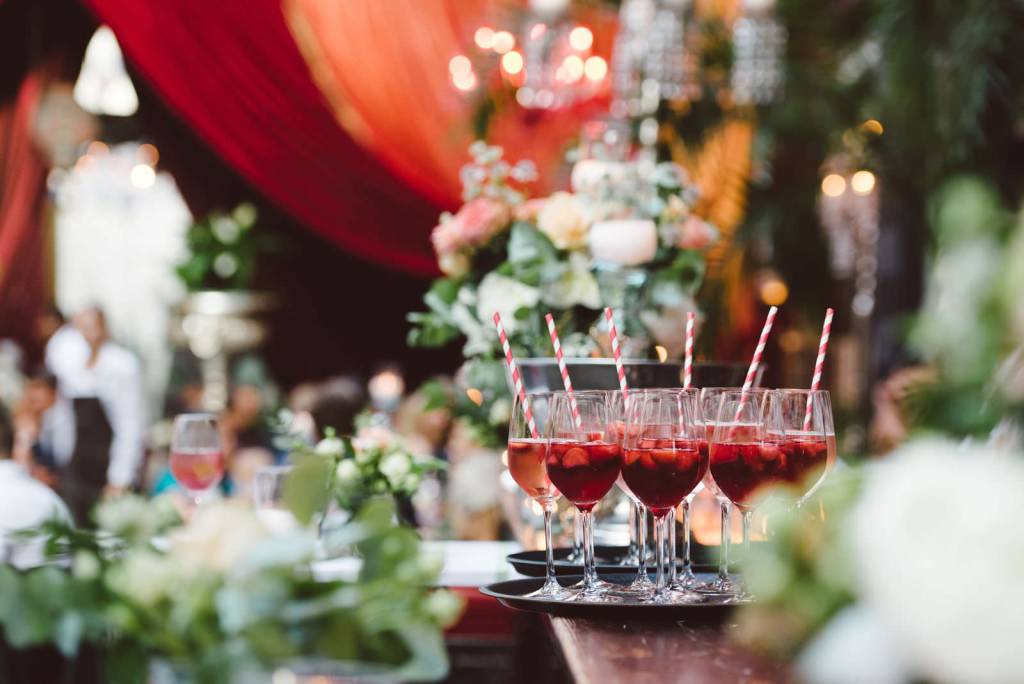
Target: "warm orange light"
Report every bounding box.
[452,71,477,92]
[861,119,884,135]
[466,388,484,405]
[492,30,515,54]
[821,174,846,197]
[562,55,584,82]
[568,26,593,51]
[584,56,607,81]
[655,345,669,362]
[501,50,524,75]
[448,54,472,77]
[137,143,159,165]
[851,170,876,195]
[474,27,495,50]
[86,141,109,156]
[760,278,789,306]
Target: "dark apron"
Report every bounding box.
[61,397,112,526]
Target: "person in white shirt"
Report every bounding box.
[52,307,145,523]
[0,403,70,568]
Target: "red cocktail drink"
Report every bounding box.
[547,440,621,511]
[709,441,785,508]
[780,435,829,489]
[622,438,706,514]
[170,448,224,492]
[508,439,556,499]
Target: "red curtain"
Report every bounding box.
[0,73,48,352]
[83,0,444,275]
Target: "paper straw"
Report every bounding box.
[492,312,537,438]
[734,306,778,422]
[683,311,695,389]
[545,313,581,427]
[803,307,834,431]
[604,307,628,396]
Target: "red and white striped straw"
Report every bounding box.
[803,307,834,430]
[683,311,696,389]
[545,313,581,427]
[492,312,537,438]
[604,307,629,396]
[735,306,778,422]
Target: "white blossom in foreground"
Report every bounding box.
[848,439,1024,684]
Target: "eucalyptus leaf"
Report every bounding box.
[283,452,334,525]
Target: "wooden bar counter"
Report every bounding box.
[547,616,793,684]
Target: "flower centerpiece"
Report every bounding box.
[0,495,461,683]
[409,141,717,445]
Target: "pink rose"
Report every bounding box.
[431,198,510,256]
[677,216,717,250]
[513,198,547,222]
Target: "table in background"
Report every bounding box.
[548,616,793,684]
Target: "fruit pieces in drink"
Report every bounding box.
[546,440,621,511]
[621,440,706,514]
[170,449,224,492]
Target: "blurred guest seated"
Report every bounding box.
[870,365,938,454]
[0,404,69,568]
[12,370,72,489]
[52,307,145,523]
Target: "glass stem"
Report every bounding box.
[628,500,639,562]
[653,512,668,598]
[718,500,730,581]
[635,502,647,579]
[542,501,558,590]
[740,510,753,593]
[581,509,596,591]
[572,512,584,564]
[668,507,677,584]
[681,499,692,579]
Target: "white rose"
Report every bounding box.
[475,273,540,335]
[537,192,589,249]
[379,453,412,488]
[849,439,1024,684]
[543,251,601,309]
[170,501,271,573]
[335,458,359,485]
[108,550,177,607]
[315,436,345,457]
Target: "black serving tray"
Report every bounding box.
[506,543,731,578]
[480,573,740,620]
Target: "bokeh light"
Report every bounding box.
[492,31,515,54]
[130,163,156,189]
[501,51,524,75]
[568,26,593,51]
[851,170,876,195]
[584,56,607,81]
[448,54,472,77]
[474,27,495,50]
[821,174,846,197]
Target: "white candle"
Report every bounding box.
[589,219,658,266]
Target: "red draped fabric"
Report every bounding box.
[83,0,443,275]
[0,74,48,349]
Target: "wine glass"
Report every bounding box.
[170,413,224,505]
[670,387,703,592]
[707,389,770,601]
[507,391,570,599]
[698,387,736,594]
[769,389,835,504]
[621,389,705,603]
[606,389,654,597]
[545,391,621,602]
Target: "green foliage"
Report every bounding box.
[0,497,460,683]
[176,202,276,292]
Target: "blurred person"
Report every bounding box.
[12,370,71,488]
[311,375,364,438]
[41,302,88,381]
[221,383,275,453]
[0,403,70,568]
[393,381,453,460]
[57,307,145,523]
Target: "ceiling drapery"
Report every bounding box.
[283,0,611,206]
[83,0,443,275]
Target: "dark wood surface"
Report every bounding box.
[547,616,793,684]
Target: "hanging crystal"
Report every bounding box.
[731,0,786,106]
[611,0,688,118]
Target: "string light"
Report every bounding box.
[861,119,884,135]
[130,163,156,189]
[501,50,524,75]
[568,26,593,51]
[561,55,584,82]
[851,170,876,195]
[584,56,607,81]
[452,71,477,92]
[448,54,472,77]
[492,30,516,54]
[474,27,495,50]
[821,174,846,197]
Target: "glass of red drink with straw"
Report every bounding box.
[767,389,835,504]
[507,391,570,598]
[670,387,704,593]
[170,413,224,506]
[545,391,622,601]
[621,389,706,603]
[707,389,772,601]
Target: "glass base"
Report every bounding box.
[605,573,655,599]
[568,578,623,603]
[525,576,575,600]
